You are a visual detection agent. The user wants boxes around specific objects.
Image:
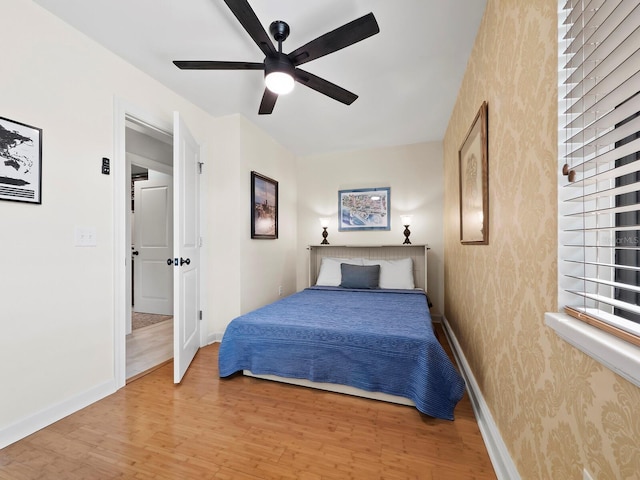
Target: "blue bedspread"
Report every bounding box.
[218,287,465,420]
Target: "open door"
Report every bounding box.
[173,112,201,383]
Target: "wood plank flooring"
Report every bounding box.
[126,319,173,380]
[0,326,496,479]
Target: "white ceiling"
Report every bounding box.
[34,0,486,157]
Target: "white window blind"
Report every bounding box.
[559,0,640,347]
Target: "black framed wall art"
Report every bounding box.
[251,171,278,239]
[0,116,42,204]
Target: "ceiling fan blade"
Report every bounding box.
[288,12,379,67]
[258,88,278,115]
[295,69,358,105]
[173,61,264,70]
[223,0,277,57]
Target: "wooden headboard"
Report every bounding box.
[307,245,429,291]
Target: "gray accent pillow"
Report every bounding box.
[340,263,380,289]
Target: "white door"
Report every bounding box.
[133,170,173,315]
[173,112,201,383]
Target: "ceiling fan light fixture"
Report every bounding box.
[264,55,295,95]
[265,71,294,95]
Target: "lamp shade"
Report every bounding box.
[319,217,330,228]
[400,215,413,226]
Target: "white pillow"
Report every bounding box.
[362,258,414,289]
[316,257,364,286]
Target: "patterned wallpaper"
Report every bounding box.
[442,0,640,478]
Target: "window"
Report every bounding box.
[558,0,640,346]
[614,103,640,323]
[550,0,640,387]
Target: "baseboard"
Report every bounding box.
[441,316,520,480]
[0,379,116,449]
[207,331,223,345]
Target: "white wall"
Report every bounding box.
[296,142,445,314]
[126,128,173,169]
[0,0,206,440]
[205,116,243,339]
[239,118,298,314]
[0,1,297,446]
[205,115,298,337]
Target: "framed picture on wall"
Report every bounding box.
[459,101,488,244]
[251,171,278,239]
[0,116,42,204]
[338,187,390,231]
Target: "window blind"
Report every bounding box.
[559,0,640,347]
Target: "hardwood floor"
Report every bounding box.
[126,319,173,380]
[0,326,496,480]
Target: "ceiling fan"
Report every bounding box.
[173,0,380,115]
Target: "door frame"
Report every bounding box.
[114,99,174,388]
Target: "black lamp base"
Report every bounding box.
[403,225,411,245]
[321,227,329,245]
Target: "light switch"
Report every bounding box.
[102,157,110,175]
[74,227,97,247]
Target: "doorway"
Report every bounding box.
[114,103,202,388]
[125,118,174,380]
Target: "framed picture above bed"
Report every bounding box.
[458,101,488,245]
[251,171,278,239]
[338,187,390,231]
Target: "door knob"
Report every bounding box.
[167,259,173,266]
[180,257,191,266]
[132,250,139,256]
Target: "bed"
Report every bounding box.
[218,245,465,420]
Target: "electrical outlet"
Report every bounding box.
[583,468,594,480]
[278,286,283,296]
